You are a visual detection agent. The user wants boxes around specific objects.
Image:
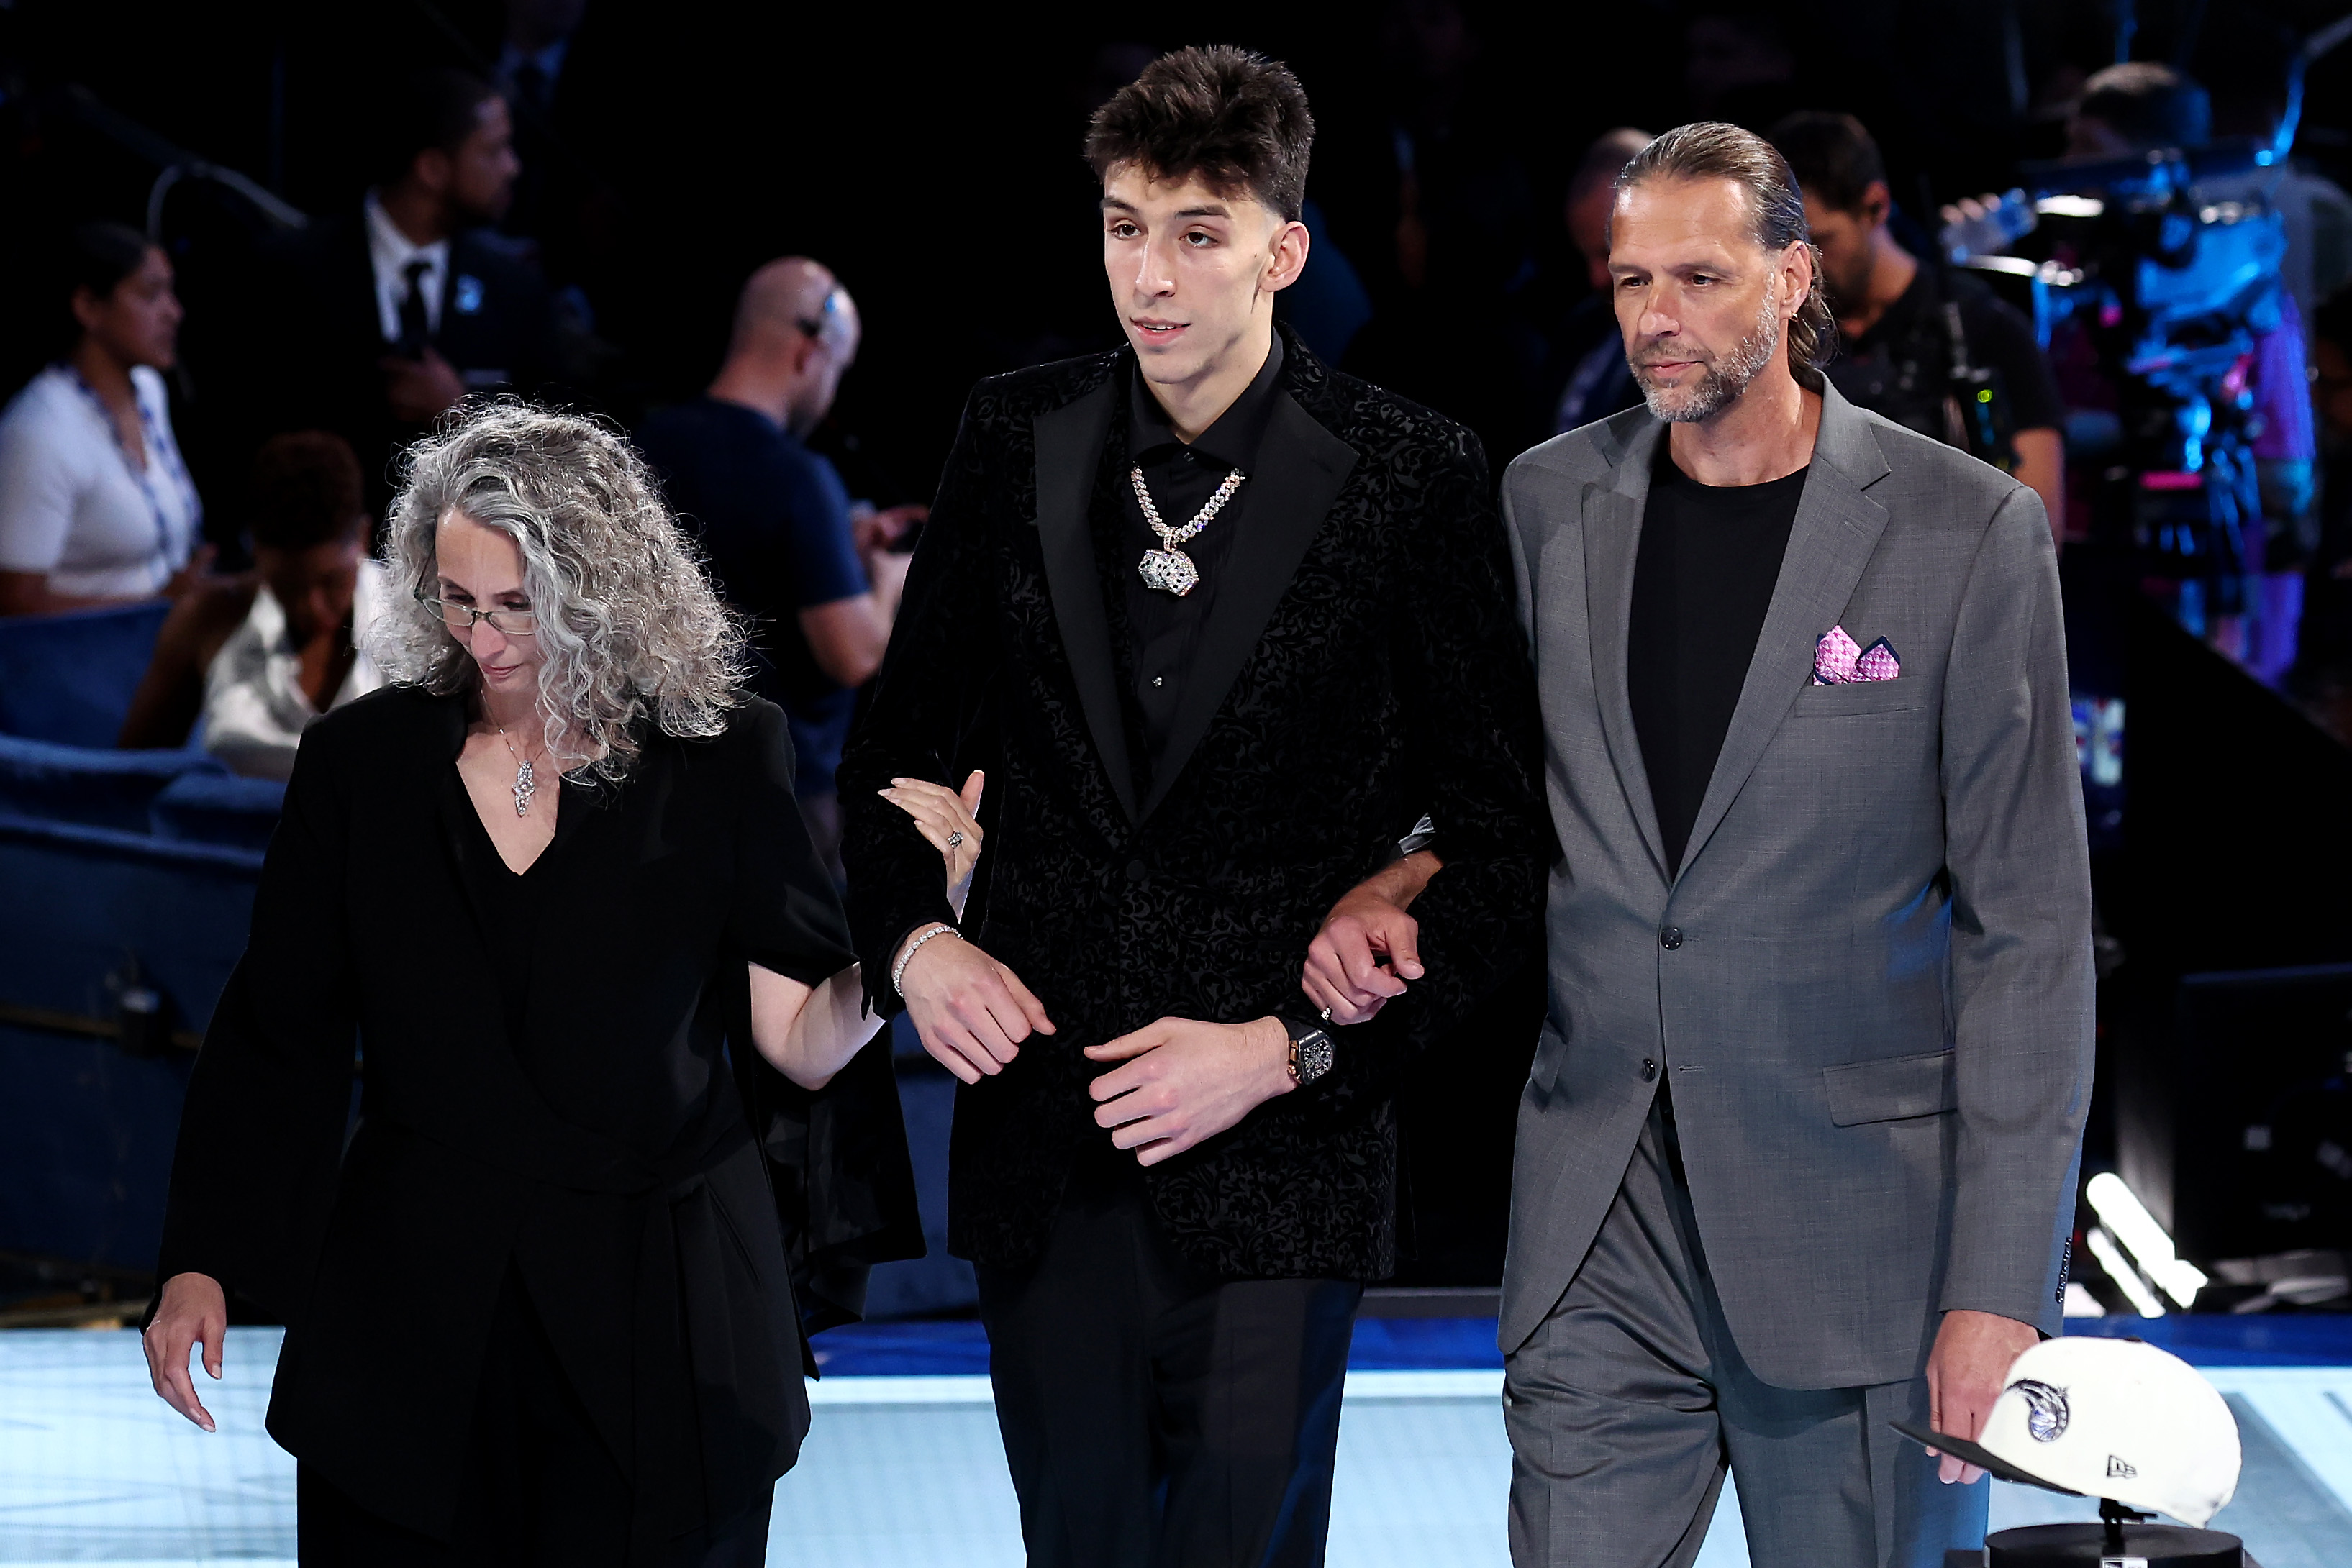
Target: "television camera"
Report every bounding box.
[1940,17,2349,630]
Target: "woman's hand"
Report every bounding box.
[142,1271,228,1431]
[881,770,984,917]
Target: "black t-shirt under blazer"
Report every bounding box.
[155,687,919,1557]
[1627,442,1808,875]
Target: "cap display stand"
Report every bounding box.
[1984,1499,2245,1566]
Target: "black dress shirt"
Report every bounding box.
[1627,442,1807,874]
[1117,334,1285,796]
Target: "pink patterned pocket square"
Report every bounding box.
[1812,626,1900,685]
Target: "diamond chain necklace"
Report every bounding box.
[1132,465,1244,598]
[492,721,537,817]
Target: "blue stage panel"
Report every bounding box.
[2063,1313,2352,1366]
[809,1313,2352,1379]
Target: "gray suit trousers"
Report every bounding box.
[1504,1104,1987,1568]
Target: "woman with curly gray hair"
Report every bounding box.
[138,402,976,1565]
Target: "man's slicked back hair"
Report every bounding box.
[1616,121,1837,375]
[1085,45,1314,222]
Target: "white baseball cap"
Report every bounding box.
[1894,1336,2241,1528]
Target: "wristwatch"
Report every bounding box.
[1284,1018,1335,1086]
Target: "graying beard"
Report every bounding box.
[1635,285,1782,424]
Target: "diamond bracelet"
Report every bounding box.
[891,923,961,998]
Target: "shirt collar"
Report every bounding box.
[1127,331,1285,472]
[363,189,450,279]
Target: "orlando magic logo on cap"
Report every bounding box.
[2012,1379,2070,1443]
[1893,1337,2240,1529]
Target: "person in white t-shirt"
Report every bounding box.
[0,223,208,614]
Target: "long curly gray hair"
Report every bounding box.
[370,400,746,783]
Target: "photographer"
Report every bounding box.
[1771,112,2068,542]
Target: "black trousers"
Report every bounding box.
[296,1266,773,1567]
[975,1156,1362,1568]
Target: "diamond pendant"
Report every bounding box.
[512,758,536,817]
[1138,547,1200,597]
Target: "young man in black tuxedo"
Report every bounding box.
[838,45,1549,1568]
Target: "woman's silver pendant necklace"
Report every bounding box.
[494,722,537,817]
[1132,465,1244,597]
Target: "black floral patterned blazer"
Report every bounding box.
[840,327,1550,1281]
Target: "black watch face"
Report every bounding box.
[1296,1029,1334,1083]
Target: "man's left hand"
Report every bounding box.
[1086,1016,1294,1166]
[1925,1308,2040,1485]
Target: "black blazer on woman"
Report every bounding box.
[157,686,918,1553]
[839,328,1552,1282]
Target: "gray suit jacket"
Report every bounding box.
[1497,383,2093,1390]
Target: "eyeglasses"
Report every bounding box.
[414,590,537,636]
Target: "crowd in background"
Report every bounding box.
[1,0,2351,816]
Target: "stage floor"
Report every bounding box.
[1,1321,2347,1567]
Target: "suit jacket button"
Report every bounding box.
[1641,1059,1659,1082]
[1127,859,1148,883]
[1658,926,1682,950]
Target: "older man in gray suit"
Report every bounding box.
[1304,123,2092,1568]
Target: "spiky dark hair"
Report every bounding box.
[1084,45,1314,222]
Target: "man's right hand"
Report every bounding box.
[142,1271,227,1431]
[897,931,1055,1084]
[853,502,927,558]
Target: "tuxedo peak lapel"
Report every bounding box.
[1032,380,1138,823]
[1140,388,1357,821]
[1584,418,1669,880]
[1675,389,1892,880]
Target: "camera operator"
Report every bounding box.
[1770,112,2067,542]
[1942,65,2320,680]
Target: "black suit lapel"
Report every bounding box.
[437,233,483,364]
[1032,380,1139,822]
[332,219,389,352]
[1140,389,1357,822]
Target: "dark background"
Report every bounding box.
[4,0,2348,522]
